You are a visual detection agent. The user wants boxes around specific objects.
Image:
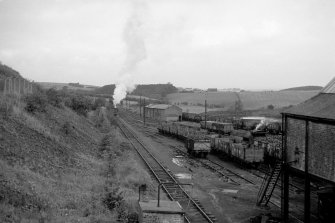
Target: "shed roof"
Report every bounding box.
[139,200,184,214]
[283,93,335,120]
[241,117,266,120]
[145,104,181,110]
[321,77,335,93]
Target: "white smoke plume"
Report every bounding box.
[113,0,147,105]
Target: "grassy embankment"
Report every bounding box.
[0,91,154,222]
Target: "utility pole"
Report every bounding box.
[139,96,142,117]
[143,98,146,125]
[205,99,207,129]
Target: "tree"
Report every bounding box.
[267,104,274,110]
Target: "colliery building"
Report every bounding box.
[144,104,182,122]
[281,77,335,223]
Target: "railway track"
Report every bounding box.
[119,110,317,223]
[117,117,217,223]
[200,159,255,185]
[171,146,255,185]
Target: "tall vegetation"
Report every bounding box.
[0,63,22,79]
[23,84,106,116]
[24,91,48,113]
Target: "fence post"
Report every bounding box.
[3,77,7,95]
[15,78,18,95]
[9,78,12,94]
[15,78,19,95]
[18,78,21,95]
[12,78,15,94]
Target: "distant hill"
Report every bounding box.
[94,84,115,95]
[0,63,22,79]
[281,86,322,91]
[167,90,319,111]
[38,82,98,91]
[131,83,178,99]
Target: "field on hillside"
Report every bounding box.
[239,90,319,110]
[167,92,238,111]
[167,90,319,111]
[178,105,224,114]
[38,82,98,91]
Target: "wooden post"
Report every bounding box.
[139,96,142,116]
[3,78,7,95]
[205,99,207,128]
[10,78,13,94]
[143,98,146,125]
[304,120,310,223]
[282,114,289,222]
[18,78,21,95]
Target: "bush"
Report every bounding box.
[103,187,123,210]
[92,97,106,110]
[46,88,62,107]
[62,121,73,135]
[68,95,93,116]
[24,92,47,113]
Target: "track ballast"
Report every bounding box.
[117,117,217,223]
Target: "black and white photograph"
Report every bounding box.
[1,0,335,222]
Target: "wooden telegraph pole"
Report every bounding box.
[204,91,207,129]
[139,96,142,117]
[143,98,146,125]
[205,99,207,129]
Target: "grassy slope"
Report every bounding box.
[0,97,153,222]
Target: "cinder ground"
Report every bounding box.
[123,116,282,223]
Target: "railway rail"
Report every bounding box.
[171,145,255,185]
[117,117,217,223]
[119,110,319,223]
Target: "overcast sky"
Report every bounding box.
[1,0,335,90]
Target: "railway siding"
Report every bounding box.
[117,117,217,223]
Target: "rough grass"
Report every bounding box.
[13,106,60,142]
[0,95,19,115]
[0,95,154,222]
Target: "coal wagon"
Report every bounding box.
[185,138,211,158]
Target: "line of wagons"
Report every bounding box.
[183,113,283,135]
[158,121,282,166]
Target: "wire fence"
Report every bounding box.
[0,76,33,96]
